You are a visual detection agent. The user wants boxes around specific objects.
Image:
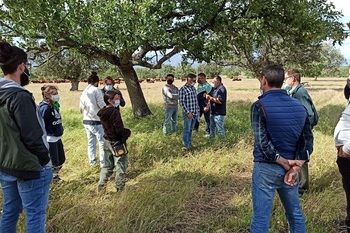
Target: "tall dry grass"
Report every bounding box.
[7,77,350,232]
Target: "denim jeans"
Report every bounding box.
[0,167,53,233]
[83,124,105,166]
[194,107,210,134]
[182,113,197,149]
[163,107,178,136]
[99,139,128,191]
[209,115,225,139]
[250,162,306,233]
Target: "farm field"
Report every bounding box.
[9,77,350,232]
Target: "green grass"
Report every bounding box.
[8,92,348,232]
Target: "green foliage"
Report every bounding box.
[298,44,346,78]
[174,62,196,79]
[197,63,223,78]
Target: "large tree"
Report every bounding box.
[0,0,347,117]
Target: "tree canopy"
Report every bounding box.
[0,0,348,117]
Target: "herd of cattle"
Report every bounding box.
[30,77,242,84]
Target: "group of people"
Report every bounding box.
[0,41,131,232]
[162,72,227,152]
[0,40,349,233]
[79,73,130,192]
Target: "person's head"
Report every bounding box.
[41,85,59,103]
[104,76,114,91]
[211,75,222,88]
[88,72,99,87]
[186,73,196,86]
[0,41,30,86]
[166,74,174,85]
[104,90,121,107]
[259,64,284,92]
[284,68,301,88]
[197,73,206,84]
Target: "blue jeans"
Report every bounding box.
[0,168,53,233]
[163,107,178,135]
[182,113,196,149]
[83,124,105,166]
[250,162,306,233]
[209,115,225,139]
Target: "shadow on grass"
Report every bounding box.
[132,170,252,233]
[315,104,344,136]
[126,100,253,178]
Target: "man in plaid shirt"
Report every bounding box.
[179,73,200,152]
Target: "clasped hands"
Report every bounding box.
[277,157,305,187]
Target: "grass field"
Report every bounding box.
[8,77,350,232]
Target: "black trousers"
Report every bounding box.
[337,156,350,230]
[49,139,66,167]
[194,107,210,134]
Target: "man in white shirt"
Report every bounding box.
[79,72,106,167]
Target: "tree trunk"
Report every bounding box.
[118,63,152,118]
[70,80,80,91]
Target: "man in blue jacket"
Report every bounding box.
[250,64,313,233]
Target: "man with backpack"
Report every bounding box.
[284,68,319,194]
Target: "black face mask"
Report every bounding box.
[167,79,174,85]
[20,67,30,86]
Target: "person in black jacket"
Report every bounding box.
[97,90,131,192]
[0,41,52,232]
[344,74,350,101]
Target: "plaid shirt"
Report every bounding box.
[179,84,199,116]
[250,100,313,161]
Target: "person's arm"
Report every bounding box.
[163,86,175,99]
[39,103,52,120]
[115,90,126,107]
[95,89,106,109]
[250,102,290,170]
[295,115,314,161]
[112,110,131,139]
[205,88,225,104]
[10,92,50,165]
[179,88,189,114]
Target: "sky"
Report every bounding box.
[330,0,350,64]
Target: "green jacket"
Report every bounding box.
[288,83,319,128]
[0,78,50,179]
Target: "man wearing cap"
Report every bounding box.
[179,73,200,152]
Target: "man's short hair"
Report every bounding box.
[215,75,222,83]
[286,68,301,83]
[187,73,196,80]
[262,64,284,88]
[198,72,206,78]
[166,74,174,79]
